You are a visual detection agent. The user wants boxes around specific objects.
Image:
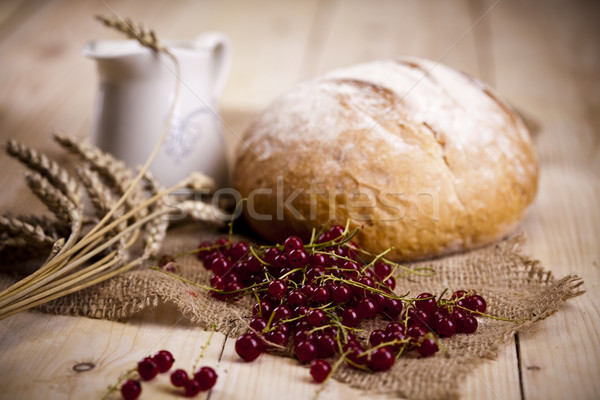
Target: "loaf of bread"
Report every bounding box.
[232,58,538,261]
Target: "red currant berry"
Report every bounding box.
[357,298,378,319]
[284,236,304,254]
[263,248,280,264]
[457,315,478,334]
[382,298,403,319]
[266,329,289,346]
[215,237,229,246]
[293,305,309,317]
[246,256,262,272]
[312,286,330,303]
[268,280,287,298]
[357,276,374,289]
[310,359,332,383]
[288,290,307,307]
[305,266,326,280]
[429,310,445,331]
[369,347,395,372]
[374,262,392,279]
[288,249,308,268]
[415,293,437,314]
[407,325,427,341]
[307,309,327,327]
[342,308,360,328]
[436,316,456,337]
[209,275,224,289]
[332,285,352,303]
[210,257,230,277]
[295,340,317,363]
[120,380,141,400]
[137,357,158,381]
[369,329,387,346]
[194,366,218,391]
[184,378,201,397]
[345,345,367,369]
[385,322,405,334]
[316,334,336,358]
[417,337,438,357]
[384,276,396,290]
[249,317,268,332]
[152,350,174,373]
[363,268,375,279]
[273,254,288,269]
[387,330,407,350]
[407,308,430,327]
[328,225,345,240]
[235,333,263,362]
[224,281,243,299]
[301,284,316,297]
[272,305,292,322]
[229,241,249,261]
[252,301,273,318]
[341,261,360,278]
[170,369,189,387]
[196,241,213,262]
[467,294,487,314]
[451,290,467,300]
[309,253,327,267]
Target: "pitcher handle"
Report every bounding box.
[193,32,231,100]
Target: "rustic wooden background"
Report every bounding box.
[0,0,598,399]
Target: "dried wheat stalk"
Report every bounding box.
[54,134,147,220]
[6,139,81,204]
[77,165,117,219]
[95,15,164,53]
[140,170,168,258]
[177,200,224,224]
[0,215,57,245]
[24,171,78,224]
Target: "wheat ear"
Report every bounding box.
[0,215,57,245]
[140,170,168,258]
[95,15,164,52]
[24,172,77,224]
[76,165,118,218]
[6,139,81,204]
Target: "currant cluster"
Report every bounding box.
[118,350,217,399]
[194,225,488,383]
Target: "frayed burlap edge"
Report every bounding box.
[0,228,585,400]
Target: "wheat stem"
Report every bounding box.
[20,229,139,304]
[0,208,168,310]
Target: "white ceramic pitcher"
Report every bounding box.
[84,33,231,188]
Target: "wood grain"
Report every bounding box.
[0,0,598,399]
[488,2,600,399]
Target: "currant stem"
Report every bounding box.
[100,366,137,400]
[191,324,217,374]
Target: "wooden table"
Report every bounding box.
[0,0,598,399]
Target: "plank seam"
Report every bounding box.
[515,333,526,400]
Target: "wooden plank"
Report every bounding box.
[0,307,227,399]
[461,344,522,400]
[183,0,320,113]
[308,0,481,80]
[487,0,600,399]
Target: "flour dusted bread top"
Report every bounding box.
[233,58,538,260]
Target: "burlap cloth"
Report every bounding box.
[0,223,584,400]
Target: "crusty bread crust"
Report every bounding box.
[233,58,538,261]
